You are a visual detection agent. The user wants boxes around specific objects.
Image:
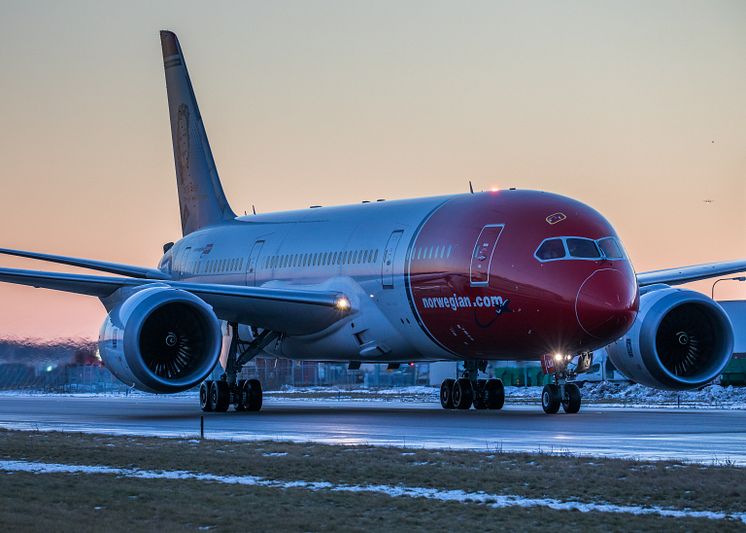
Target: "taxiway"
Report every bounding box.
[0,395,744,463]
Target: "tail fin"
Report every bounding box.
[160,30,236,236]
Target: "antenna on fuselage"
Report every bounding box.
[252,205,257,215]
[468,181,474,194]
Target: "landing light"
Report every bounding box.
[336,297,351,312]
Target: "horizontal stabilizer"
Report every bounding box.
[637,259,746,287]
[0,248,170,280]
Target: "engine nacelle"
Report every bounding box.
[98,286,222,393]
[607,286,733,390]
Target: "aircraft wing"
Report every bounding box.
[0,267,351,335]
[637,259,746,287]
[0,247,171,280]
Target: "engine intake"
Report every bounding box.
[607,287,733,390]
[99,286,222,393]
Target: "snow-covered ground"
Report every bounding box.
[3,382,745,409]
[2,459,743,523]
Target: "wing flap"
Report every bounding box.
[0,248,171,280]
[637,259,746,287]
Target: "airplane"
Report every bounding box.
[1,30,744,415]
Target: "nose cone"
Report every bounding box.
[575,268,638,340]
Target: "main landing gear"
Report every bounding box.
[439,360,505,411]
[200,378,263,412]
[199,324,278,413]
[540,353,583,414]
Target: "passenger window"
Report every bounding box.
[597,237,624,259]
[567,238,601,259]
[536,239,566,261]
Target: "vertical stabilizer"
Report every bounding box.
[160,30,236,236]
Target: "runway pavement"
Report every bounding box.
[0,395,744,463]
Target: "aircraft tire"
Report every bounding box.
[485,379,505,410]
[440,379,455,409]
[199,381,213,412]
[561,383,582,414]
[452,378,473,410]
[245,379,263,412]
[235,379,247,411]
[210,380,230,412]
[541,384,561,414]
[473,379,488,409]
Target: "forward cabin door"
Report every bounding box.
[381,230,403,289]
[469,224,504,286]
[245,240,265,286]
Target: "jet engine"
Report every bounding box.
[607,286,733,390]
[98,286,222,393]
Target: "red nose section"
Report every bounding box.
[575,268,638,340]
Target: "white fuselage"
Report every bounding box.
[161,195,455,363]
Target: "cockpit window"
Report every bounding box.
[566,238,601,259]
[597,237,624,259]
[535,236,627,263]
[535,239,566,261]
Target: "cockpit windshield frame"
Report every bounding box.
[534,236,626,263]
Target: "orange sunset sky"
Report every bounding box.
[0,0,744,340]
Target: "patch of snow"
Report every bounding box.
[262,452,288,457]
[1,459,742,524]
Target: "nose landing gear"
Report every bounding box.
[439,361,505,411]
[540,353,584,414]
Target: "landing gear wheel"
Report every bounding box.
[199,381,213,412]
[440,379,455,409]
[473,379,488,410]
[234,380,247,411]
[452,378,473,410]
[210,380,230,412]
[562,383,582,414]
[484,379,505,410]
[244,379,263,412]
[541,384,561,414]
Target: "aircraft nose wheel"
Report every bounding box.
[541,384,561,414]
[561,383,582,414]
